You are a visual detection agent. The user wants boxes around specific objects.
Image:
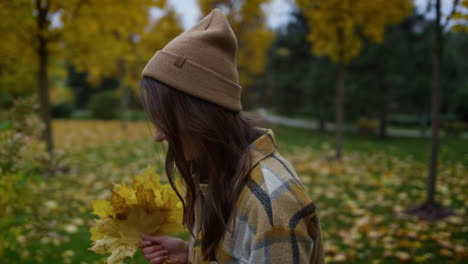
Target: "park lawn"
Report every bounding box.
[4,120,467,264]
[265,122,467,164]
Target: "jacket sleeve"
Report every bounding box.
[246,199,325,264]
[248,226,316,264]
[244,164,325,263]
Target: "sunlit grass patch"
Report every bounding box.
[53,120,155,151]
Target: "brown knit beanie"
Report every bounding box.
[142,8,242,112]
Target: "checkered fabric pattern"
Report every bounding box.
[188,127,325,264]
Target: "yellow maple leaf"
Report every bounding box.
[91,199,115,218]
[89,165,185,264]
[113,181,137,205]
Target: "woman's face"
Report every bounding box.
[153,125,198,161]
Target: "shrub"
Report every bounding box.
[442,120,468,137]
[357,117,379,135]
[0,96,44,174]
[125,110,148,121]
[0,96,68,258]
[87,90,119,119]
[0,93,14,109]
[70,109,94,120]
[0,95,68,176]
[388,114,420,127]
[51,102,75,118]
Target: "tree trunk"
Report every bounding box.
[0,90,3,112]
[404,0,453,220]
[419,113,428,137]
[120,83,129,130]
[378,107,388,139]
[37,0,54,155]
[427,0,442,206]
[335,64,345,160]
[318,119,325,131]
[378,69,387,139]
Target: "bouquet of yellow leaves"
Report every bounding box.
[89,165,185,264]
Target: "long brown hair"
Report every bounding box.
[138,76,264,260]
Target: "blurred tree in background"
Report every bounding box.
[295,0,413,159]
[451,0,468,32]
[262,9,335,129]
[0,0,184,155]
[258,1,468,127]
[403,0,461,220]
[348,13,432,139]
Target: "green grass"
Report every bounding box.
[263,122,467,164]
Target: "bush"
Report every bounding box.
[357,117,379,135]
[388,114,420,127]
[51,102,75,118]
[0,93,14,109]
[0,95,68,258]
[0,97,43,174]
[70,109,94,120]
[442,120,468,137]
[125,110,148,121]
[87,90,119,119]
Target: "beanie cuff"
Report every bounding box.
[142,50,242,112]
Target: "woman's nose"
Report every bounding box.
[154,130,167,142]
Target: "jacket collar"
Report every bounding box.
[248,127,277,169]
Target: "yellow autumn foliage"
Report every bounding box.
[127,7,184,96]
[89,165,185,264]
[0,0,179,96]
[451,0,468,33]
[297,0,412,64]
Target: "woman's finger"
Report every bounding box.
[140,233,165,244]
[139,240,153,248]
[145,249,168,260]
[142,245,163,255]
[149,255,167,264]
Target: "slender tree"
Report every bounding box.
[405,0,461,220]
[296,0,412,159]
[1,0,166,155]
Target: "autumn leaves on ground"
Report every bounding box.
[2,116,467,264]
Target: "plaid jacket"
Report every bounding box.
[188,127,325,264]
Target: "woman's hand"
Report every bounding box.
[139,233,189,264]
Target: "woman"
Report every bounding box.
[138,8,324,264]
